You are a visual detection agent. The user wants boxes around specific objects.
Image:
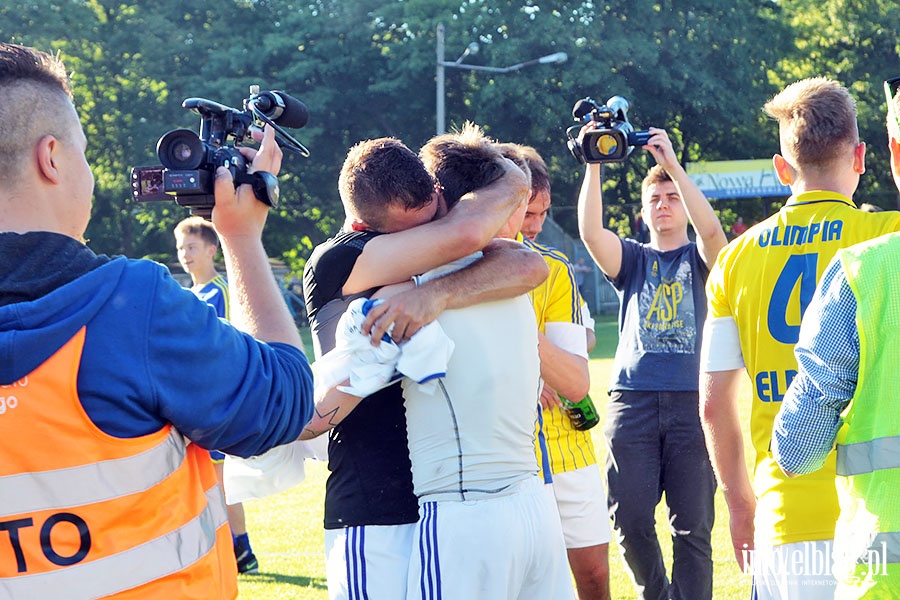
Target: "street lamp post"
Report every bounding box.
[435,23,567,135]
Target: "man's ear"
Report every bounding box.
[348,217,370,232]
[889,136,900,182]
[853,142,866,175]
[772,154,794,186]
[35,135,62,184]
[433,187,449,218]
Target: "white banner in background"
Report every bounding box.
[687,159,790,199]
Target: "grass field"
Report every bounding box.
[237,315,755,599]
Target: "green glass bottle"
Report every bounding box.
[560,393,600,431]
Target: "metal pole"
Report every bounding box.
[436,23,446,135]
[436,26,564,134]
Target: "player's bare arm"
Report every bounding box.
[700,369,756,570]
[362,237,549,343]
[344,161,529,294]
[298,277,429,440]
[298,386,363,440]
[537,331,590,405]
[214,125,302,349]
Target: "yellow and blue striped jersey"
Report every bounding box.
[706,191,900,546]
[195,274,229,320]
[525,238,596,474]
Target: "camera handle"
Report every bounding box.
[234,170,280,208]
[566,124,587,164]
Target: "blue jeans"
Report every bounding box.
[605,390,716,600]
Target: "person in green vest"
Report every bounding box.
[772,76,900,598]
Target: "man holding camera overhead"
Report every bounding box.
[0,43,314,598]
[577,123,727,600]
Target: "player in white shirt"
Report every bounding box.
[305,126,575,599]
[400,255,573,599]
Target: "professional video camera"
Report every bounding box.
[566,96,651,164]
[131,85,310,218]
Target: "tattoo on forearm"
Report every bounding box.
[302,425,325,438]
[316,405,342,427]
[302,400,353,439]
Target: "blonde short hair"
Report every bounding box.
[174,216,219,247]
[420,122,506,209]
[764,77,858,169]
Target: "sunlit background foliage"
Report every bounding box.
[5,0,899,274]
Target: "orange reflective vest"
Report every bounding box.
[0,327,237,599]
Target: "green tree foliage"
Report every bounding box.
[3,0,898,271]
[776,0,900,210]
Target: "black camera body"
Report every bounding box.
[566,96,651,164]
[131,86,309,218]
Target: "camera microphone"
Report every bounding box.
[251,91,309,129]
[606,96,631,121]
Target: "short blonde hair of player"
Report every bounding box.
[764,77,859,171]
[174,216,219,248]
[420,121,508,209]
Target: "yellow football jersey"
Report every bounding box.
[707,191,900,546]
[525,238,597,474]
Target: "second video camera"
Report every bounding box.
[566,96,650,164]
[131,86,310,218]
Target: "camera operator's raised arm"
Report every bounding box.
[213,125,302,349]
[577,138,624,279]
[643,128,727,267]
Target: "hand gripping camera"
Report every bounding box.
[566,96,651,164]
[131,85,310,218]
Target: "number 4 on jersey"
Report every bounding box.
[767,253,818,345]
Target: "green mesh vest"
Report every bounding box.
[833,232,900,598]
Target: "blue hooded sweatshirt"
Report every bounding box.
[0,231,313,456]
